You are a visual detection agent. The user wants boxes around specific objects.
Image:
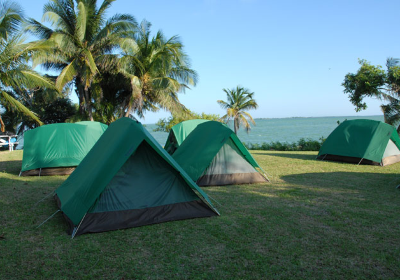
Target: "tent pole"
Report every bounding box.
[39,168,42,177]
[32,191,55,208]
[71,213,87,239]
[261,172,270,182]
[19,171,21,177]
[357,158,363,165]
[207,193,222,207]
[36,210,60,229]
[322,154,327,161]
[256,167,270,182]
[263,172,270,182]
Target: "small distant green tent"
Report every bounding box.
[21,121,107,176]
[55,117,219,237]
[172,121,269,186]
[164,119,210,154]
[317,119,400,166]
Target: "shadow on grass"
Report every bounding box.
[280,171,400,192]
[255,152,317,161]
[0,159,23,175]
[1,174,400,279]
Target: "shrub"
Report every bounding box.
[246,137,326,151]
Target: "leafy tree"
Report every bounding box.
[0,1,53,132]
[2,86,76,134]
[27,0,137,121]
[343,58,400,131]
[155,110,220,132]
[217,86,259,134]
[118,20,198,118]
[91,70,133,124]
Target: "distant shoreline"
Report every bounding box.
[254,115,383,120]
[146,115,385,145]
[145,115,384,125]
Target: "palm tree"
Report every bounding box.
[27,0,137,121]
[0,1,53,132]
[118,20,198,118]
[217,86,258,134]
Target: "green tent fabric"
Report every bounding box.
[21,121,107,175]
[172,121,268,186]
[164,119,210,154]
[55,117,219,237]
[317,119,400,166]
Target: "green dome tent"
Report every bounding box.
[55,117,219,237]
[317,119,400,166]
[172,121,269,186]
[21,121,107,176]
[164,119,210,154]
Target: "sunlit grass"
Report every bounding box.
[1,150,400,279]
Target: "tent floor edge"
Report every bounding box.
[316,154,380,166]
[62,200,217,236]
[21,167,76,176]
[197,172,268,186]
[382,154,400,166]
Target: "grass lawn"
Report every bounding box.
[1,150,400,279]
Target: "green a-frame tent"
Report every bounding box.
[55,118,219,237]
[172,121,269,186]
[317,119,400,166]
[21,121,107,176]
[164,119,210,154]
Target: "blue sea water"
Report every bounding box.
[145,115,385,146]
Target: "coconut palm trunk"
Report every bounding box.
[234,117,239,134]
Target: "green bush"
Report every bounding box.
[244,137,326,151]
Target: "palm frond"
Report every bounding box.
[0,0,23,41]
[241,111,256,125]
[238,114,252,133]
[55,59,78,91]
[217,100,229,110]
[76,1,87,42]
[24,18,54,39]
[1,90,43,126]
[81,48,99,75]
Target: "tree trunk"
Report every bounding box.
[124,104,131,117]
[234,117,238,135]
[88,107,93,121]
[78,95,85,115]
[0,115,5,132]
[76,78,93,120]
[84,89,93,121]
[75,79,85,116]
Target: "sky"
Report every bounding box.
[19,0,400,123]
